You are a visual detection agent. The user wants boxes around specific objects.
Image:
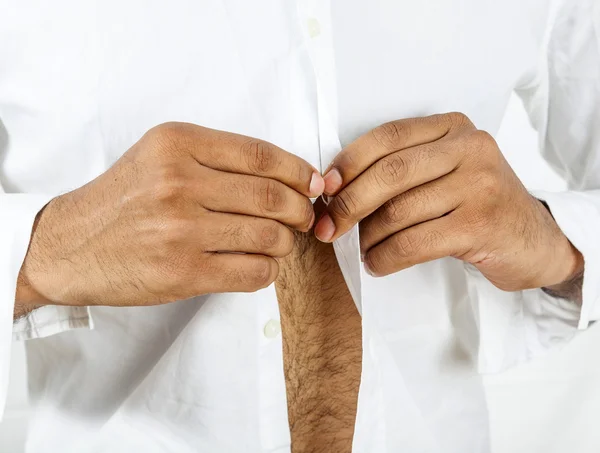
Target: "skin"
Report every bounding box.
[14,114,583,453]
[15,122,325,313]
[314,112,584,301]
[277,201,361,453]
[15,122,360,452]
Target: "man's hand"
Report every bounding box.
[16,122,324,310]
[314,113,583,294]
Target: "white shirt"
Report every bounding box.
[1,0,600,451]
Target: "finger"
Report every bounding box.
[198,167,315,231]
[199,253,279,293]
[316,140,460,242]
[202,212,295,258]
[322,113,473,195]
[364,215,471,277]
[175,124,325,198]
[360,174,463,253]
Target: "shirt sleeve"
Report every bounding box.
[0,192,92,421]
[476,0,600,374]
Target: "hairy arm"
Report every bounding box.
[277,200,361,453]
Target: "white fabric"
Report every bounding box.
[0,0,599,451]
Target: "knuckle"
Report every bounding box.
[255,178,285,213]
[446,111,473,128]
[248,259,276,289]
[475,129,495,143]
[371,121,411,150]
[242,139,277,174]
[376,153,408,186]
[470,129,496,153]
[152,121,184,135]
[258,223,283,251]
[332,190,359,221]
[145,122,186,153]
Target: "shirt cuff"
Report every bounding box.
[473,189,600,374]
[0,194,95,420]
[468,266,581,374]
[13,305,93,341]
[0,194,52,420]
[532,190,600,329]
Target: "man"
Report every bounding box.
[1,0,598,451]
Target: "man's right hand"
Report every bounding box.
[16,122,324,309]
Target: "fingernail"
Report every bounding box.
[323,168,343,195]
[309,172,325,197]
[314,213,335,242]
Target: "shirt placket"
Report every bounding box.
[292,3,370,452]
[296,0,363,312]
[257,284,290,452]
[259,3,367,451]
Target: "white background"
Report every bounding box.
[1,95,600,452]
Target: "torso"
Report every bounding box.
[276,202,362,453]
[4,2,553,451]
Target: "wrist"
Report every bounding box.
[535,198,584,289]
[14,263,49,320]
[16,267,51,306]
[548,240,584,286]
[15,203,56,307]
[540,239,584,305]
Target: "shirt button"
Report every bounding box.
[306,17,321,38]
[263,319,281,339]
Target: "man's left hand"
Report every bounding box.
[315,113,583,292]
